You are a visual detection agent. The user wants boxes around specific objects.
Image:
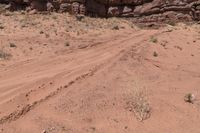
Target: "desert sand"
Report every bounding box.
[0,12,200,133]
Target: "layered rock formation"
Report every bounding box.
[1,0,200,21]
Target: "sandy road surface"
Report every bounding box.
[0,13,200,133]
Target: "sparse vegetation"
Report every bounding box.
[184,93,195,103]
[65,42,70,47]
[52,15,57,20]
[160,40,168,48]
[112,25,120,30]
[153,51,158,57]
[150,36,158,43]
[0,48,12,60]
[0,24,4,29]
[174,45,182,51]
[40,31,44,34]
[9,43,17,48]
[126,83,151,121]
[45,33,50,38]
[3,12,12,16]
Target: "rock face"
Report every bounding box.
[1,0,200,21]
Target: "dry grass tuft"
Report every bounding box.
[150,36,158,43]
[184,93,195,103]
[125,82,151,121]
[0,48,12,60]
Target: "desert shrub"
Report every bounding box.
[9,43,17,48]
[150,36,158,43]
[126,82,151,121]
[153,51,158,57]
[0,48,12,60]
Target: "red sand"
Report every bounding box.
[0,13,200,133]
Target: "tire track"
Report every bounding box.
[0,30,160,124]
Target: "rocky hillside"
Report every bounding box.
[0,0,200,22]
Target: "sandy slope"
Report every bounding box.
[0,13,200,133]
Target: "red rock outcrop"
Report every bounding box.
[1,0,200,21]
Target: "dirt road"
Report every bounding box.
[0,13,200,133]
